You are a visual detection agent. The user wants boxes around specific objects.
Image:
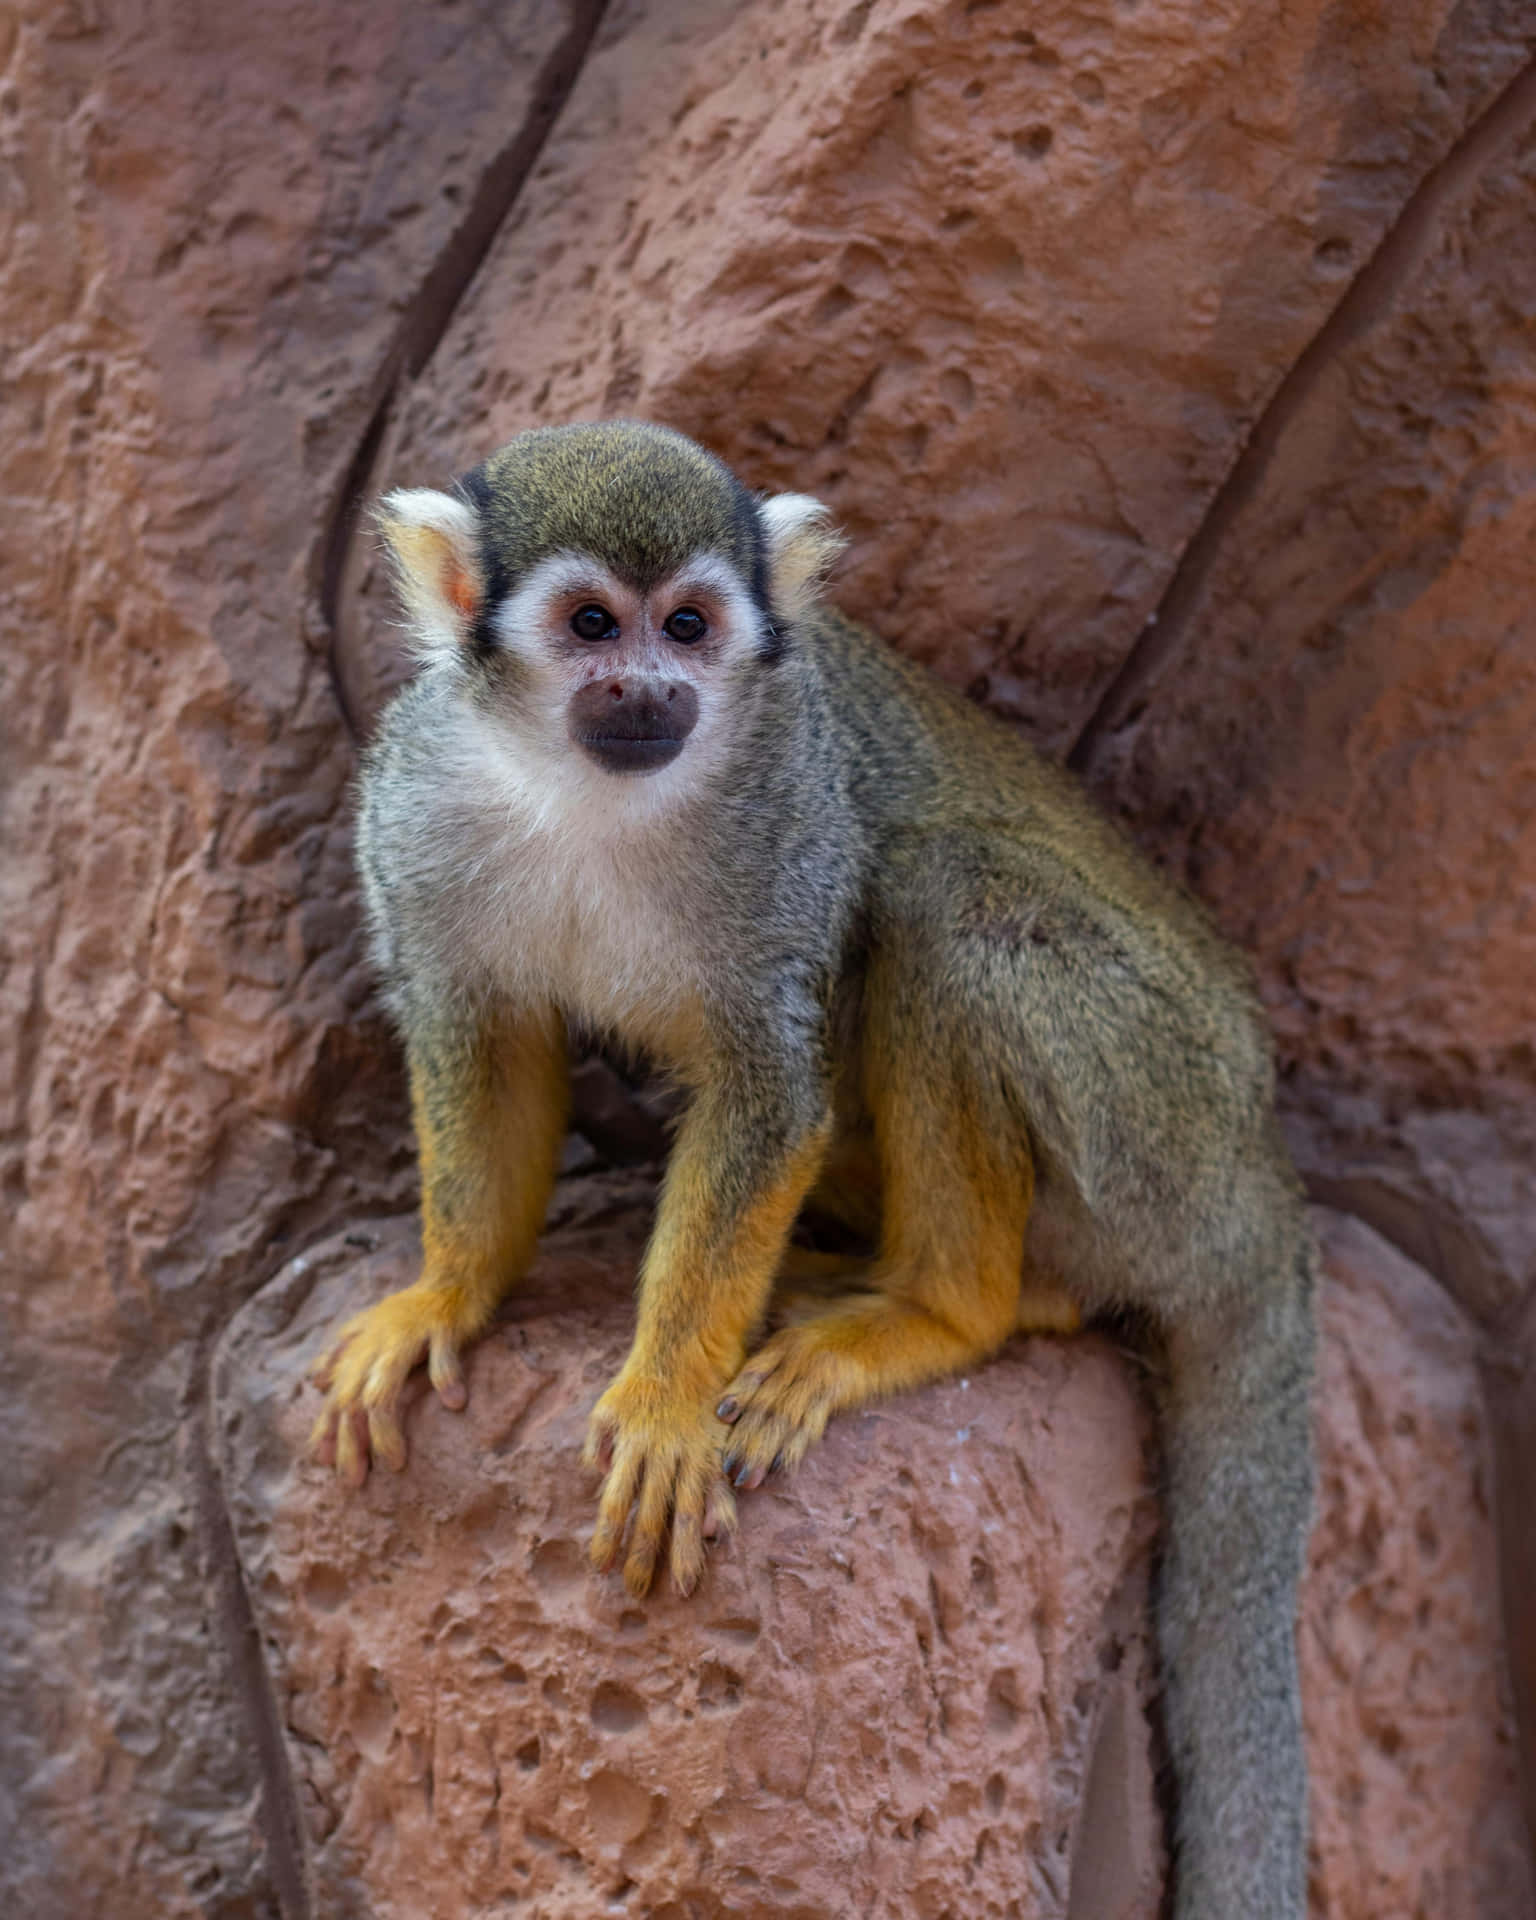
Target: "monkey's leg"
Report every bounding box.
[767,1247,873,1333]
[584,1064,830,1598]
[719,977,1076,1483]
[775,1245,868,1288]
[312,1003,568,1486]
[802,1124,882,1242]
[771,1125,880,1306]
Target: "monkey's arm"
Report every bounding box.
[585,1042,831,1597]
[312,1000,568,1485]
[716,941,1077,1482]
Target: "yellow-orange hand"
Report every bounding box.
[309,1280,486,1487]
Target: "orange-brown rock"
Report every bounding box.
[1079,64,1536,1332]
[1303,1213,1530,1916]
[4,0,1534,1911]
[214,1197,1529,1918]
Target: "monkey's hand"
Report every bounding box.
[309,1280,485,1488]
[584,1369,737,1599]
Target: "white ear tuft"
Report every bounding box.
[760,493,846,627]
[376,488,484,661]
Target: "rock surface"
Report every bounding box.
[215,1198,1529,1918]
[1303,1213,1531,1917]
[3,0,1534,1911]
[1081,56,1536,1333]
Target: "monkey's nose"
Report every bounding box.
[569,678,700,775]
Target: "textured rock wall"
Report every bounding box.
[4,0,1535,1913]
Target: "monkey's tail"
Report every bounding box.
[1153,1222,1317,1920]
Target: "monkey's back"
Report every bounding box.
[799,606,1300,1314]
[802,606,1259,1015]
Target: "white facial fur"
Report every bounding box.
[395,550,768,1038]
[480,547,764,823]
[386,696,704,1040]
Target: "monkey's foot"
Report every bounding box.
[584,1371,736,1599]
[717,1292,1005,1488]
[309,1280,486,1488]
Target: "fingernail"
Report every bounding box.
[716,1398,738,1422]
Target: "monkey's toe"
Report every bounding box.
[586,1372,731,1597]
[717,1327,849,1484]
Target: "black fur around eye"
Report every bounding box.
[664,606,707,644]
[571,604,617,642]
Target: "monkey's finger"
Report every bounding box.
[624,1458,676,1599]
[702,1478,737,1542]
[368,1401,408,1474]
[724,1397,808,1485]
[721,1433,778,1488]
[582,1416,615,1476]
[335,1405,371,1489]
[667,1451,719,1596]
[428,1335,467,1411]
[669,1506,704,1597]
[590,1445,643,1572]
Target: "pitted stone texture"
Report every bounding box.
[218,1197,1529,1918]
[219,1180,1163,1920]
[1303,1211,1531,1917]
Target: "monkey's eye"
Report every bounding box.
[570,604,618,642]
[664,606,707,645]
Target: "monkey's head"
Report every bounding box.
[377,421,844,789]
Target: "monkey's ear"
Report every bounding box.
[759,493,846,627]
[376,488,484,659]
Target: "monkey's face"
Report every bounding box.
[376,421,844,801]
[491,550,761,779]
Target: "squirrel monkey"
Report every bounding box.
[311,421,1315,1919]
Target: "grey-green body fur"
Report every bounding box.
[357,422,1315,1917]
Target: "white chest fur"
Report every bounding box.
[416,708,706,1045]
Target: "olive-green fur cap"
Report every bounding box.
[460,422,770,613]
